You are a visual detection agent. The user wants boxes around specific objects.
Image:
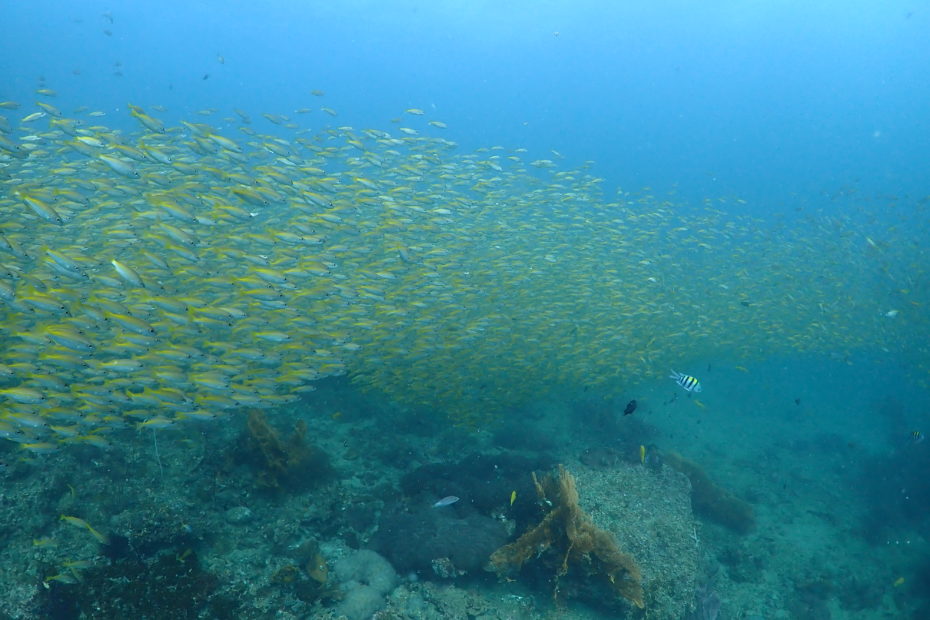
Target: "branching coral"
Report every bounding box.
[486,464,644,609]
[241,410,328,490]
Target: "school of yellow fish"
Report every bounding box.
[0,94,927,452]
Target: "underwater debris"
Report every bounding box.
[486,464,644,610]
[664,452,755,534]
[239,409,330,490]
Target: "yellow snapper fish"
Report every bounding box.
[60,515,108,544]
[670,370,702,393]
[0,87,926,450]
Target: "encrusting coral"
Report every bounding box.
[486,464,644,610]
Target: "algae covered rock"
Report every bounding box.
[487,464,644,610]
[579,459,700,618]
[372,502,509,576]
[488,461,699,618]
[664,451,755,534]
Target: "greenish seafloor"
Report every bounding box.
[0,363,926,620]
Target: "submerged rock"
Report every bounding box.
[372,504,508,577]
[487,464,645,609]
[577,459,699,618]
[485,459,699,618]
[224,506,254,525]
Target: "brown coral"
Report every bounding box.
[241,409,329,490]
[487,464,644,610]
[664,451,755,534]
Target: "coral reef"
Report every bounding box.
[40,546,231,619]
[664,452,755,534]
[238,409,330,490]
[486,464,644,610]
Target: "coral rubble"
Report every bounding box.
[486,464,644,609]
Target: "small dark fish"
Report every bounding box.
[740,300,752,307]
[433,496,459,508]
[202,74,210,81]
[794,398,801,406]
[623,400,637,416]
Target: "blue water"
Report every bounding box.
[3,1,928,212]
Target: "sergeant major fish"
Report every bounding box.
[670,370,701,393]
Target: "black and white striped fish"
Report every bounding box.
[670,370,702,392]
